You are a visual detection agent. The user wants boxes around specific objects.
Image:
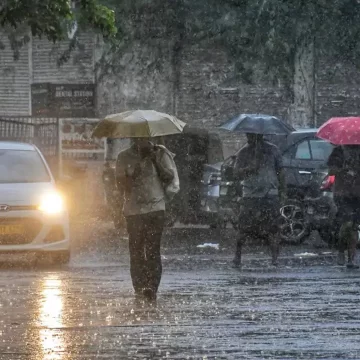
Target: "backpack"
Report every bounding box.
[153,145,180,202]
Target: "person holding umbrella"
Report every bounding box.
[93,110,184,302]
[318,117,360,269]
[220,115,288,267]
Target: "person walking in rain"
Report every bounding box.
[327,145,360,269]
[116,138,178,302]
[232,133,286,267]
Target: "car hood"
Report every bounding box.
[0,182,56,206]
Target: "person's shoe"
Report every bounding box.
[271,258,279,267]
[346,261,360,269]
[337,252,346,266]
[142,288,157,303]
[134,291,146,307]
[232,258,241,268]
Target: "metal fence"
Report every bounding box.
[0,116,60,176]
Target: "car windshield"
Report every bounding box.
[0,149,51,183]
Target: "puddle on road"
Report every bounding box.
[1,253,360,359]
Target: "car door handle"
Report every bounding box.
[298,170,312,175]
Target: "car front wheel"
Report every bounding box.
[279,199,309,244]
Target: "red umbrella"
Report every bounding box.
[317,117,360,145]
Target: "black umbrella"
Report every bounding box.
[219,113,294,135]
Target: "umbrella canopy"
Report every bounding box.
[317,117,360,145]
[92,110,186,138]
[219,113,294,135]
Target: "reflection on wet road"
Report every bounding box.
[38,276,64,360]
[1,239,360,359]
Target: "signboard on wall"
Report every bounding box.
[31,83,96,118]
[53,84,95,118]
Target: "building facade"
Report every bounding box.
[1,30,360,130]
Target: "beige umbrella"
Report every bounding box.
[92,110,186,138]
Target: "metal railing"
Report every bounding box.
[0,116,60,176]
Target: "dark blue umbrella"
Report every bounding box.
[219,113,294,135]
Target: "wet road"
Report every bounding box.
[1,226,360,359]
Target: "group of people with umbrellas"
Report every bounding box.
[93,111,360,302]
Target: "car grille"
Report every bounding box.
[0,218,42,245]
[8,205,38,211]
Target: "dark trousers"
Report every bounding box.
[235,197,281,264]
[334,196,359,257]
[126,211,165,295]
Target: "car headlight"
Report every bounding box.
[38,192,65,214]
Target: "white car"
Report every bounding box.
[0,141,70,263]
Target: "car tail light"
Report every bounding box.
[320,175,335,191]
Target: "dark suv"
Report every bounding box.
[282,129,333,196]
[219,129,335,242]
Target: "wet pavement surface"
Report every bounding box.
[1,225,360,359]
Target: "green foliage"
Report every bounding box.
[0,0,117,42]
[78,0,116,39]
[10,0,355,85]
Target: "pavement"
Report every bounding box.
[1,221,360,359]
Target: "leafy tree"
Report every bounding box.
[0,0,116,61]
[0,0,116,42]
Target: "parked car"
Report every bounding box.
[281,129,334,198]
[219,129,335,243]
[0,141,70,263]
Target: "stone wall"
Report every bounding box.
[174,45,232,127]
[96,40,174,118]
[174,43,290,129]
[173,43,360,131]
[316,59,360,126]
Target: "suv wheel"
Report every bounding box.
[279,200,309,244]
